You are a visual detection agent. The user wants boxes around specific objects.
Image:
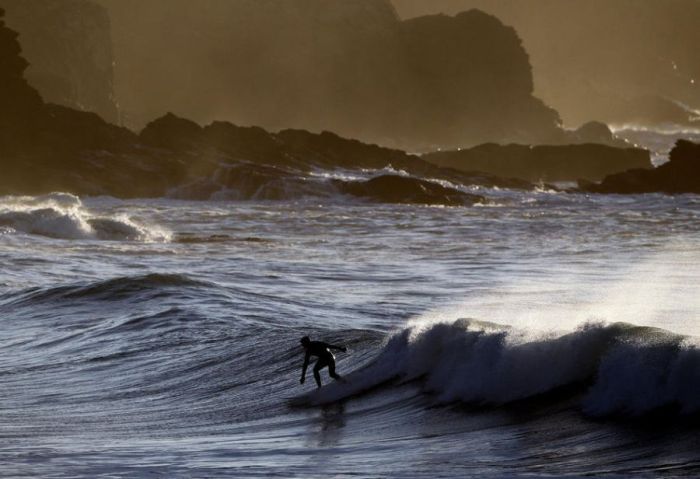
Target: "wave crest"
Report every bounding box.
[0,193,170,241]
[2,273,210,306]
[335,319,700,417]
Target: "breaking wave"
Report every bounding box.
[308,319,700,417]
[0,193,171,241]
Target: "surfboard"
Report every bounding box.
[287,361,399,407]
[287,379,354,407]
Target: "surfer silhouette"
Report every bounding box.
[300,336,346,388]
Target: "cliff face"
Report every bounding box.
[97,0,564,150]
[395,10,561,148]
[0,0,118,123]
[0,7,43,144]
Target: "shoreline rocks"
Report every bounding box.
[333,175,484,206]
[580,140,700,194]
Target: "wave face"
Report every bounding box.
[1,192,699,477]
[329,319,700,416]
[0,193,170,241]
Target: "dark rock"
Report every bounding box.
[202,122,288,166]
[424,143,651,182]
[276,129,414,171]
[570,122,627,147]
[37,104,136,152]
[582,140,700,194]
[396,10,562,148]
[2,105,539,198]
[334,175,484,206]
[0,6,43,146]
[139,113,204,150]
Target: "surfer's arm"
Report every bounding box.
[300,352,310,383]
[327,343,347,353]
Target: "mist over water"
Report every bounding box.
[1,187,699,477]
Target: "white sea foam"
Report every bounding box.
[377,320,616,403]
[0,193,171,242]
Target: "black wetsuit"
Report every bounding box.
[301,341,345,388]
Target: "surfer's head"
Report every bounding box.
[300,336,310,347]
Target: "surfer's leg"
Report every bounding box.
[328,358,344,382]
[313,360,327,388]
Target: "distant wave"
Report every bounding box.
[173,233,273,244]
[0,193,170,241]
[314,319,700,417]
[611,123,700,136]
[1,273,210,306]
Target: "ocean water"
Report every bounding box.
[1,187,699,478]
[613,126,700,166]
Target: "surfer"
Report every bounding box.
[299,336,346,388]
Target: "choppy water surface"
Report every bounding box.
[1,190,699,477]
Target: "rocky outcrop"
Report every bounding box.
[1,96,533,200]
[0,0,118,123]
[424,143,651,182]
[0,7,43,145]
[395,10,561,148]
[581,140,700,194]
[137,113,534,191]
[569,122,627,147]
[334,175,484,206]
